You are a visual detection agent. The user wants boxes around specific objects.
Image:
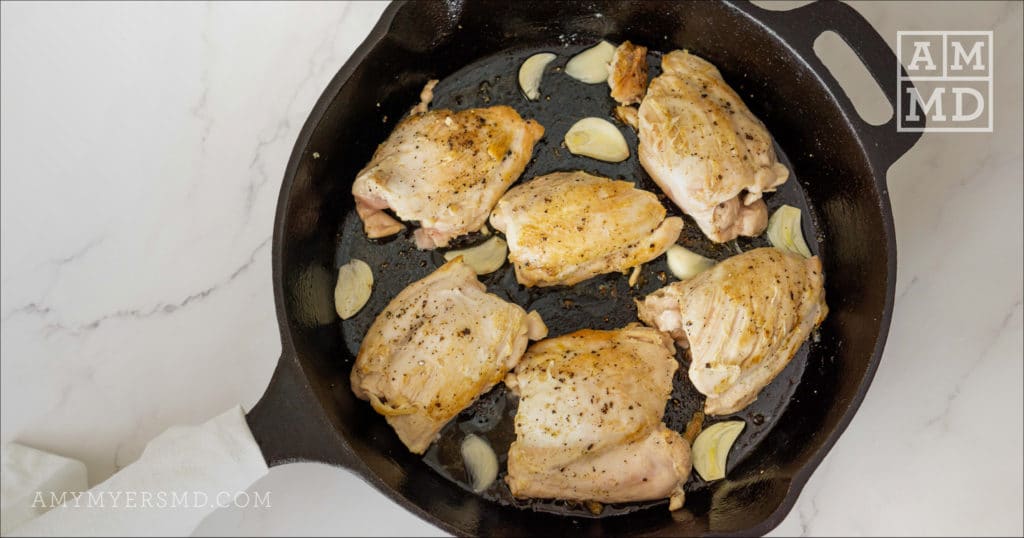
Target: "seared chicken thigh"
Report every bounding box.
[505,326,691,509]
[352,106,544,249]
[490,171,683,287]
[608,41,649,106]
[638,50,790,243]
[351,258,547,453]
[637,248,827,415]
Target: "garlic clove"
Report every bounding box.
[335,259,373,320]
[518,52,557,101]
[564,117,629,162]
[691,420,745,481]
[461,434,498,492]
[767,205,812,258]
[443,236,508,275]
[565,40,616,84]
[666,245,715,280]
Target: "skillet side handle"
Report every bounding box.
[812,1,924,170]
[246,352,360,469]
[752,0,925,171]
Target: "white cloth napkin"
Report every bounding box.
[1,443,88,535]
[3,406,268,537]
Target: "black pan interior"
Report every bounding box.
[274,1,894,535]
[335,43,824,519]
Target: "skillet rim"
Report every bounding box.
[265,1,912,535]
[267,2,470,535]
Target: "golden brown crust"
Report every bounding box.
[352,106,544,249]
[637,248,828,415]
[350,259,547,453]
[637,50,790,243]
[608,41,649,105]
[614,105,639,131]
[490,171,683,287]
[505,326,691,506]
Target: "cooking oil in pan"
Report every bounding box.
[339,42,825,518]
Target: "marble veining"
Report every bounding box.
[1,1,1020,537]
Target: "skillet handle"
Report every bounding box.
[750,0,924,171]
[246,351,360,469]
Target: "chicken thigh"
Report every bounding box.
[352,105,544,249]
[351,258,547,454]
[637,248,827,415]
[638,50,790,243]
[608,40,649,106]
[505,326,691,510]
[489,171,683,287]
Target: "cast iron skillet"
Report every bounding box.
[246,1,924,535]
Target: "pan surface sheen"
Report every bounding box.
[337,44,823,518]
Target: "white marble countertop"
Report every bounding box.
[1,1,1021,536]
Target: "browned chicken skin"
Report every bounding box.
[637,248,827,415]
[505,326,691,509]
[350,258,547,453]
[638,50,790,243]
[608,41,649,106]
[352,105,544,249]
[615,105,640,131]
[490,171,683,287]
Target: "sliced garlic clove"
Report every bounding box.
[564,117,629,162]
[443,236,508,275]
[666,245,715,281]
[565,40,616,83]
[767,204,812,258]
[518,52,557,101]
[691,420,745,481]
[461,434,498,492]
[335,259,373,320]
